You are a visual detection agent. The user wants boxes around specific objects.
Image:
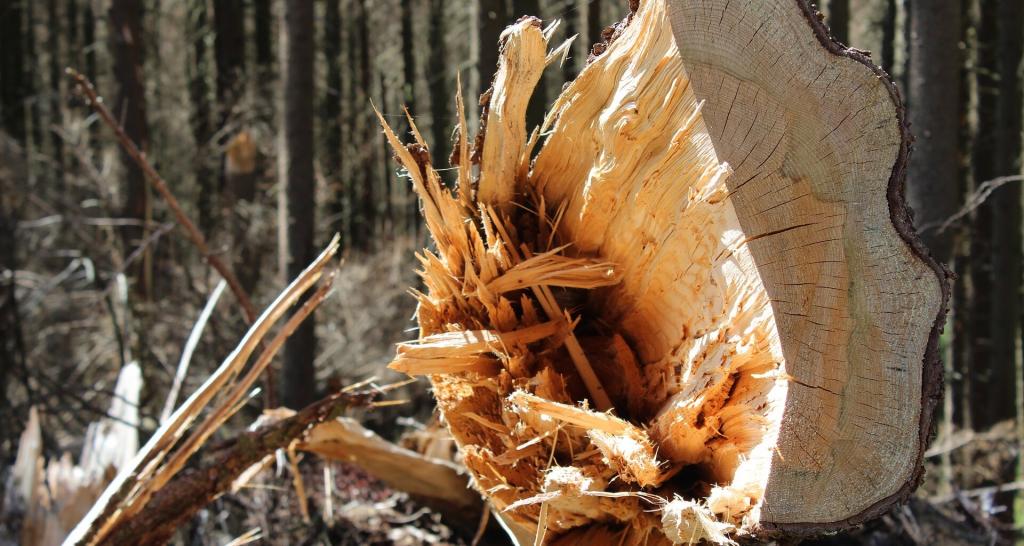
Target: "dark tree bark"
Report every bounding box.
[67,0,79,66]
[346,0,361,248]
[826,0,850,44]
[966,0,1022,429]
[279,0,318,409]
[587,0,604,53]
[25,1,42,153]
[850,0,895,73]
[906,1,961,265]
[46,0,64,171]
[213,0,246,122]
[0,0,27,143]
[379,72,393,238]
[561,0,579,81]
[188,0,216,236]
[108,0,151,281]
[478,0,509,98]
[254,0,274,70]
[253,0,274,131]
[209,0,247,233]
[83,0,100,155]
[354,0,375,251]
[324,0,344,239]
[401,0,421,233]
[428,0,451,170]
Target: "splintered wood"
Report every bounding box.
[384,0,943,543]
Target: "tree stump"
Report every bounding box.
[383,0,948,543]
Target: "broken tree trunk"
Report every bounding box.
[383,0,947,543]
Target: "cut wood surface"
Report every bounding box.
[380,0,944,543]
[665,0,947,531]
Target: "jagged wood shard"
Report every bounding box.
[384,0,946,543]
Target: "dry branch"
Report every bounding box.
[65,238,340,546]
[100,390,378,546]
[66,69,258,326]
[67,69,279,406]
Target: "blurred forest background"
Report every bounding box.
[0,0,1022,544]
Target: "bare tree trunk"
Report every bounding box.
[346,0,360,249]
[83,0,100,157]
[254,0,273,70]
[477,0,508,97]
[279,0,317,409]
[25,0,42,157]
[964,0,1013,429]
[355,0,375,252]
[561,0,580,81]
[428,0,451,172]
[401,0,420,234]
[206,0,247,233]
[188,0,216,238]
[213,0,246,122]
[108,0,151,294]
[0,0,27,143]
[586,0,604,54]
[906,1,961,265]
[987,0,1024,527]
[324,0,344,240]
[46,0,64,172]
[253,0,274,129]
[826,0,850,44]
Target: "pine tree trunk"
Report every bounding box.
[346,0,361,249]
[254,0,273,70]
[25,1,42,157]
[210,0,246,233]
[213,0,246,122]
[561,0,579,81]
[83,0,100,157]
[826,0,850,43]
[0,0,27,143]
[906,1,961,264]
[324,0,344,239]
[401,0,421,233]
[356,0,375,251]
[46,0,63,171]
[427,0,450,170]
[279,0,317,409]
[477,0,508,97]
[188,0,216,238]
[108,0,151,292]
[586,0,604,56]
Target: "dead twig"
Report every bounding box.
[66,69,257,324]
[921,174,1024,234]
[101,388,379,546]
[65,69,278,405]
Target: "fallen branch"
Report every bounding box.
[66,69,258,325]
[101,389,378,546]
[65,238,340,546]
